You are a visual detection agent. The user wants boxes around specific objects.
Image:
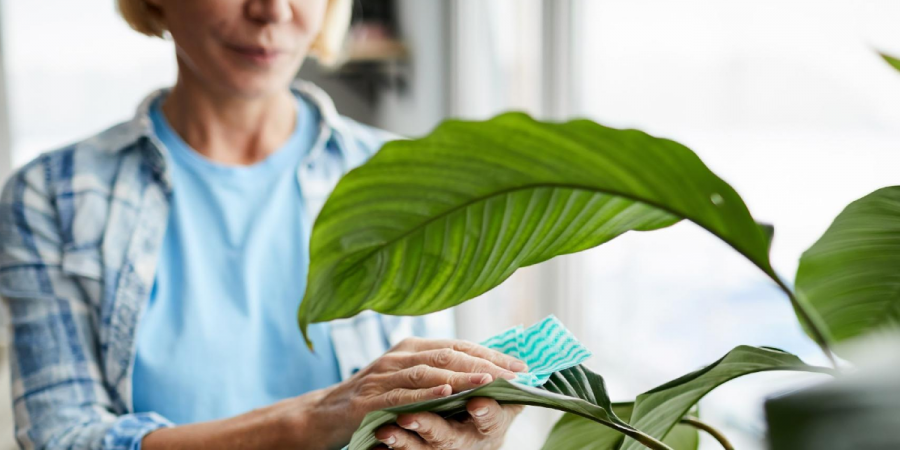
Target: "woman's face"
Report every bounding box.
[147,0,329,97]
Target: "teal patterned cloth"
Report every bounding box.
[480,315,591,387]
[340,316,590,448]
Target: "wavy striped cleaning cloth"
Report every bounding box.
[339,316,590,449]
[480,315,591,387]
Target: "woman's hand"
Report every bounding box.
[374,397,523,450]
[302,337,528,449]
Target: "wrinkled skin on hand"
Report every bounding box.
[374,397,523,450]
[307,337,528,449]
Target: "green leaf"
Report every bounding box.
[795,186,900,345]
[758,222,775,253]
[662,419,700,450]
[619,346,832,450]
[543,404,699,450]
[881,53,900,73]
[348,365,642,450]
[542,413,627,450]
[299,113,785,346]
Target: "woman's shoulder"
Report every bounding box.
[2,119,147,204]
[338,114,403,158]
[294,80,402,164]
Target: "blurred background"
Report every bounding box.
[2,0,900,448]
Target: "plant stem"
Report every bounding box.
[777,280,838,369]
[625,429,674,450]
[680,416,734,450]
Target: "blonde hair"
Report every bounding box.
[116,0,352,65]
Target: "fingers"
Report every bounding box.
[384,365,496,392]
[378,385,453,408]
[396,411,468,449]
[466,397,511,437]
[377,400,520,449]
[400,338,528,373]
[403,349,519,383]
[375,425,428,450]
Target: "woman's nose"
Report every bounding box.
[246,0,294,24]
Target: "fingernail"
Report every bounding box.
[500,371,517,380]
[510,361,528,372]
[433,385,451,396]
[470,373,492,385]
[381,435,397,446]
[473,407,489,417]
[403,420,420,430]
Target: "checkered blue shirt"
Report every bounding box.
[0,81,452,450]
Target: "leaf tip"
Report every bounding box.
[297,309,316,352]
[301,325,316,352]
[879,52,900,73]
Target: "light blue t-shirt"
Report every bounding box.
[133,94,341,424]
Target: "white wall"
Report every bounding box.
[0,0,11,185]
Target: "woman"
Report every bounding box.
[0,1,526,448]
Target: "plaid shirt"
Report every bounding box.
[0,81,452,450]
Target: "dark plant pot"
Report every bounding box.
[766,365,900,450]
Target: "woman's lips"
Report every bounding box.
[225,44,285,65]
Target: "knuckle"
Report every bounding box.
[433,348,457,367]
[473,359,496,373]
[478,418,504,436]
[422,430,455,449]
[452,341,476,353]
[462,359,491,376]
[407,365,430,384]
[452,372,471,386]
[384,389,404,406]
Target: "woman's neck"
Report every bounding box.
[161,67,297,166]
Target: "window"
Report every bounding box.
[1,0,175,169]
[566,1,900,447]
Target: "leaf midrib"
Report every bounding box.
[623,364,834,450]
[314,180,764,320]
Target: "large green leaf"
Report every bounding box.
[795,186,900,345]
[348,365,654,450]
[661,418,700,450]
[299,113,794,346]
[544,347,828,450]
[543,404,699,450]
[881,53,900,73]
[620,346,832,450]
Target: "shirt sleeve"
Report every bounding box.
[0,158,173,450]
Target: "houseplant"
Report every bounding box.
[295,56,900,449]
